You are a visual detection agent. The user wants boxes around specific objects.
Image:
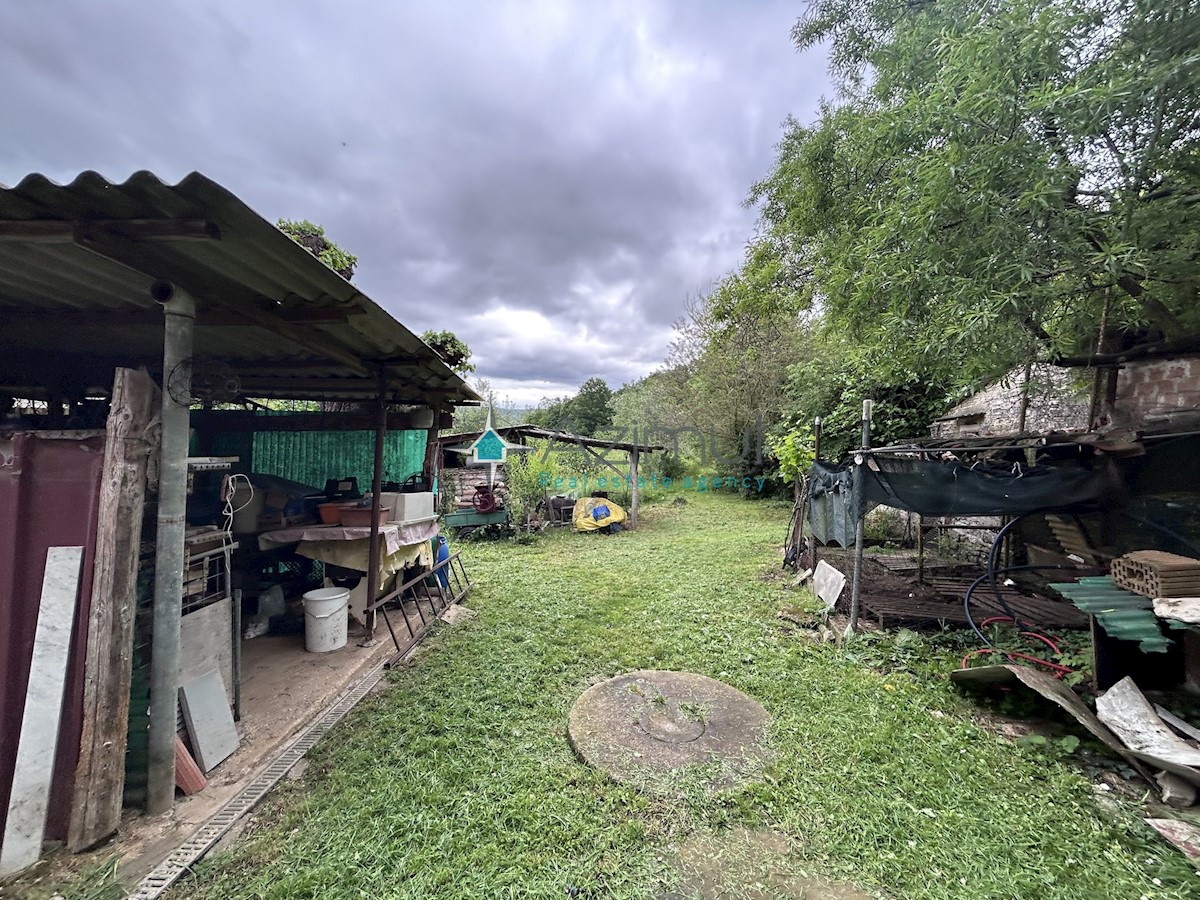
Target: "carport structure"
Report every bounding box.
[0,171,477,868]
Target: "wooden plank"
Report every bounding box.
[67,368,159,851]
[71,228,371,375]
[178,672,239,773]
[0,218,218,242]
[174,737,207,796]
[578,442,625,479]
[11,307,365,330]
[0,547,84,876]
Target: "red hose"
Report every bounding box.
[962,617,1075,678]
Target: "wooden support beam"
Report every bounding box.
[578,442,625,480]
[422,406,443,486]
[232,375,470,403]
[68,231,371,374]
[0,219,220,242]
[628,447,640,530]
[190,409,423,433]
[233,376,383,392]
[8,305,367,330]
[68,368,159,850]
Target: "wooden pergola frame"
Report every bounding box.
[438,424,664,529]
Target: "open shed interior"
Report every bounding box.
[0,170,478,876]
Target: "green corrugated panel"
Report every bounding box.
[250,429,427,490]
[1048,576,1173,652]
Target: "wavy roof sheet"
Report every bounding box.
[0,170,479,405]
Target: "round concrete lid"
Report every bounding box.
[567,670,772,795]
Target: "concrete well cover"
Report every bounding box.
[567,670,772,795]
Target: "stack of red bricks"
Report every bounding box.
[1111,550,1200,598]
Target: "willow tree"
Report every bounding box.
[751,0,1200,381]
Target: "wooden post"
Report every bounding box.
[68,368,159,850]
[811,417,822,572]
[847,400,872,636]
[422,406,441,491]
[916,514,925,585]
[362,370,387,645]
[628,447,640,530]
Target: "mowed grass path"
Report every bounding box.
[173,494,1194,899]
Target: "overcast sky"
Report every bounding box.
[0,1,829,406]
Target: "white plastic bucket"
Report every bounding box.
[302,587,349,652]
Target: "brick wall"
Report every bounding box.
[932,364,1090,437]
[1105,355,1200,426]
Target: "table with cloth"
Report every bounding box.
[258,517,439,623]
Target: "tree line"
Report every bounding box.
[558,0,1200,487]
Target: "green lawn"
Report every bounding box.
[168,493,1194,899]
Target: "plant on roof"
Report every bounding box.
[277,218,357,280]
[421,329,476,375]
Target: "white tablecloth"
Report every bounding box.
[257,517,439,557]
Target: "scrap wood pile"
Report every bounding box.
[953,550,1200,863]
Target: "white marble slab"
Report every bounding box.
[1,546,84,876]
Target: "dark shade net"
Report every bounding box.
[808,455,1113,545]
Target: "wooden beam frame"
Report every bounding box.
[7,306,367,329]
[67,229,371,374]
[0,219,221,242]
[190,409,425,433]
[68,368,159,850]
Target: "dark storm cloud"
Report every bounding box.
[0,0,829,404]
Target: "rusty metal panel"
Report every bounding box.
[0,432,104,842]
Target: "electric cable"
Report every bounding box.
[963,563,1079,645]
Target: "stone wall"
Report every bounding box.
[1104,355,1200,427]
[932,364,1090,437]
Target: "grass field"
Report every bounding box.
[154,493,1195,899]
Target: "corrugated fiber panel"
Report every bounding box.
[250,430,427,489]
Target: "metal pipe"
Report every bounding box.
[146,281,195,815]
[847,400,872,636]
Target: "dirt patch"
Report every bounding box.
[439,603,478,626]
[660,827,876,899]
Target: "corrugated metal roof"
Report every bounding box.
[1048,576,1173,652]
[0,171,479,405]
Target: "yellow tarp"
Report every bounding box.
[573,496,627,532]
